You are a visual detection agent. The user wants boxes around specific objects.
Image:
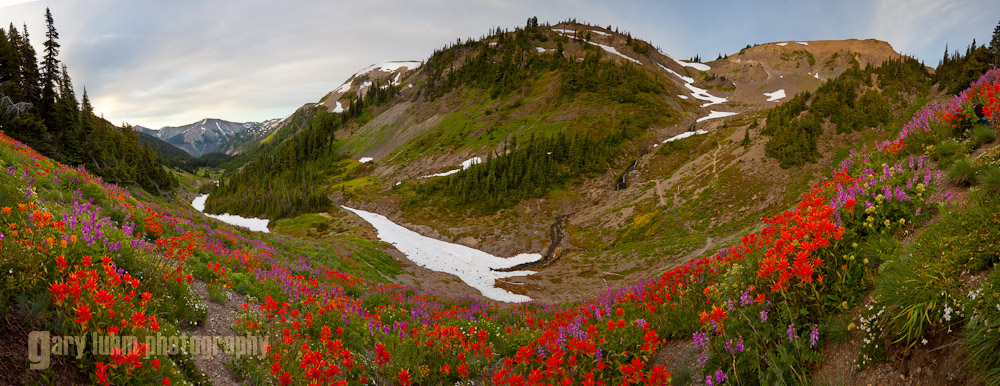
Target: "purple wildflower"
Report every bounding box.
[787,323,796,343]
[810,324,820,348]
[714,369,728,384]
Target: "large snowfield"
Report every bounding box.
[192,194,270,233]
[341,206,542,303]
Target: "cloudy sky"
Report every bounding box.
[2,0,996,129]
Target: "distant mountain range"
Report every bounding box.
[136,118,279,157]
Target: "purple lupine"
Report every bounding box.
[809,324,820,348]
[787,323,796,343]
[715,369,728,384]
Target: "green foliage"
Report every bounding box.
[971,123,997,148]
[962,269,1000,386]
[207,108,347,219]
[0,20,176,195]
[869,192,1000,351]
[936,41,995,94]
[414,124,636,211]
[931,140,967,167]
[976,164,1000,193]
[763,57,931,167]
[421,24,662,102]
[947,156,976,185]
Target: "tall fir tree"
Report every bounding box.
[990,19,1000,67]
[59,64,82,163]
[41,8,61,126]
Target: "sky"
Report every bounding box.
[1,0,997,129]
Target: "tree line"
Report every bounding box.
[0,9,175,193]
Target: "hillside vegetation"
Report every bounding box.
[2,65,999,385]
[0,12,176,194]
[207,21,681,219]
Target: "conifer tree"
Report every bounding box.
[990,19,1000,67]
[41,8,61,117]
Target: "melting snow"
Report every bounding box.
[663,130,708,143]
[191,195,270,233]
[551,28,641,64]
[797,42,808,45]
[334,101,344,113]
[777,42,788,46]
[764,89,786,102]
[536,47,553,53]
[462,157,482,169]
[684,83,728,107]
[696,110,738,122]
[359,157,373,163]
[591,41,641,64]
[813,73,820,79]
[667,55,711,71]
[658,63,694,83]
[373,61,422,72]
[678,95,689,99]
[333,81,352,94]
[341,206,541,302]
[419,157,482,179]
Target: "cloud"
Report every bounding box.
[3,0,994,129]
[0,0,39,9]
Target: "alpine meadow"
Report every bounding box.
[3,2,1000,386]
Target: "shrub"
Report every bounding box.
[976,164,1000,193]
[933,140,966,168]
[947,157,976,185]
[971,123,997,148]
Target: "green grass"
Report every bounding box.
[271,213,333,237]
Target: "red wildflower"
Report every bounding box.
[375,344,390,366]
[398,369,412,386]
[74,303,91,328]
[95,362,109,385]
[647,365,672,386]
[710,305,727,323]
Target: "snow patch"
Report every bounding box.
[552,28,641,64]
[536,47,553,53]
[777,42,788,46]
[333,101,344,113]
[341,206,541,302]
[684,83,728,107]
[696,110,738,122]
[333,81,352,94]
[678,95,689,100]
[658,63,694,83]
[663,130,708,143]
[191,195,269,233]
[359,157,373,163]
[797,42,808,46]
[763,89,786,102]
[591,41,641,64]
[373,61,422,72]
[813,73,820,79]
[461,157,482,169]
[667,55,711,71]
[419,157,482,179]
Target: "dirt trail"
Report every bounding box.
[186,280,247,386]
